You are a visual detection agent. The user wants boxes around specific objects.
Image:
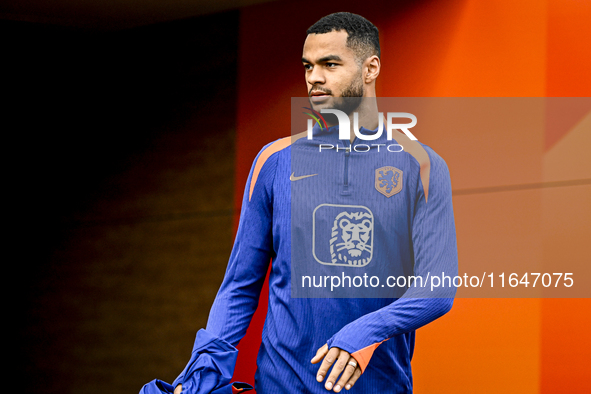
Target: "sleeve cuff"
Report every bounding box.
[327,338,389,374]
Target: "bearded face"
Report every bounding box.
[303,31,366,118]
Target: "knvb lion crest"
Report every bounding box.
[329,211,373,267]
[375,166,403,198]
[312,204,374,268]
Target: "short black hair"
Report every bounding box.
[306,12,380,63]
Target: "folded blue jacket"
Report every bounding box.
[139,329,253,394]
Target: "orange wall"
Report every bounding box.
[234,0,591,392]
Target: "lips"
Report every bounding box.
[310,90,331,102]
[310,89,330,96]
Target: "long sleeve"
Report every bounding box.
[205,143,279,346]
[326,146,458,372]
[174,141,280,388]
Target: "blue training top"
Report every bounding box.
[177,123,458,393]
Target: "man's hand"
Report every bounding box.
[311,344,362,392]
[174,384,182,394]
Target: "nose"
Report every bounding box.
[307,65,325,87]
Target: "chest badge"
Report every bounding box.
[375,166,403,198]
[312,204,374,267]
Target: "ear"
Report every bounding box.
[363,55,381,83]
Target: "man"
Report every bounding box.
[174,12,457,393]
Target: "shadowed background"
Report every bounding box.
[8,0,590,393]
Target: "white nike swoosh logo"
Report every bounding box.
[290,172,318,181]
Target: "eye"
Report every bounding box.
[326,62,337,68]
[303,64,312,71]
